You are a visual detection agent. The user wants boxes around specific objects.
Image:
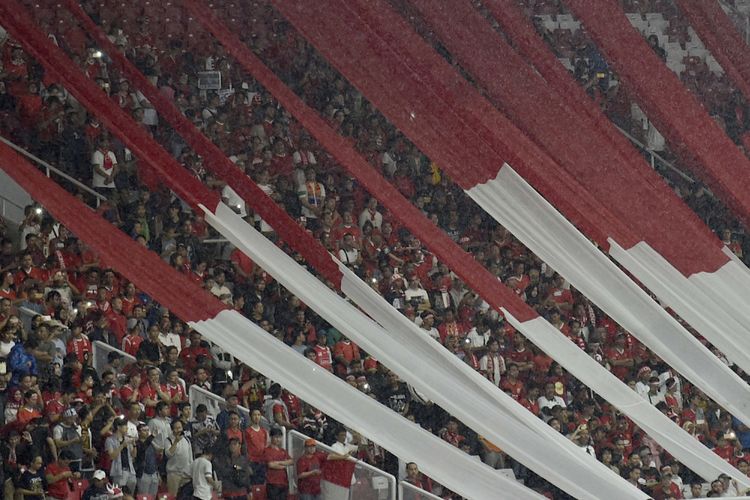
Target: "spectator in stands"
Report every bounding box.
[214,437,252,499]
[264,427,293,500]
[165,417,193,495]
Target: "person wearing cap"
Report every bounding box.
[82,469,108,500]
[296,438,326,500]
[217,393,248,431]
[634,366,653,399]
[264,427,293,499]
[53,407,83,471]
[214,437,252,499]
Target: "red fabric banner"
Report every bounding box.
[673,0,750,105]
[181,0,551,322]
[562,0,750,230]
[0,0,218,214]
[351,0,726,276]
[270,0,616,249]
[60,0,342,286]
[0,142,226,323]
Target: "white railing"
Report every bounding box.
[286,429,397,500]
[614,124,701,185]
[92,340,136,385]
[188,383,251,421]
[399,480,442,500]
[0,195,25,223]
[0,135,107,207]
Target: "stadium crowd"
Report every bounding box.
[0,0,748,498]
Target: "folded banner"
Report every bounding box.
[0,142,537,500]
[478,0,750,358]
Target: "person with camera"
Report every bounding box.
[135,422,160,497]
[166,418,193,496]
[104,417,137,494]
[214,437,253,499]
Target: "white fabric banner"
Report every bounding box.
[609,240,750,368]
[190,310,535,500]
[201,202,647,500]
[468,165,750,423]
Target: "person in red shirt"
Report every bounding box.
[333,339,362,377]
[264,428,294,499]
[119,372,142,408]
[650,472,683,500]
[140,366,169,419]
[296,439,327,498]
[179,330,210,380]
[606,333,635,381]
[165,369,187,417]
[521,386,541,416]
[14,253,46,289]
[313,332,333,372]
[45,450,80,500]
[121,325,143,357]
[245,409,268,464]
[66,324,92,366]
[105,297,127,346]
[500,363,525,401]
[505,334,534,380]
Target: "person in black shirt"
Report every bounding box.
[378,371,411,416]
[137,325,162,366]
[16,455,46,500]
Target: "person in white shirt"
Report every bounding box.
[191,448,216,500]
[537,382,566,412]
[91,136,118,190]
[644,377,665,406]
[166,419,193,495]
[479,339,506,386]
[358,197,383,230]
[148,402,173,452]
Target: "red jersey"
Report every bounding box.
[140,382,166,418]
[166,382,187,416]
[245,426,268,462]
[264,447,291,486]
[122,334,143,357]
[46,462,73,499]
[313,345,333,372]
[333,341,361,376]
[605,347,633,381]
[67,335,92,364]
[296,452,327,495]
[500,378,525,401]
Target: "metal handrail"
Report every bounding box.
[0,135,107,206]
[614,125,698,184]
